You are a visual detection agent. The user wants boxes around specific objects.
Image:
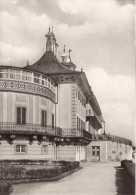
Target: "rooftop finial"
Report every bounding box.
[27,60,29,66]
[52,26,54,33]
[68,49,72,62]
[64,45,66,53]
[49,26,50,32]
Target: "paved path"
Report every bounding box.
[11,162,135,195]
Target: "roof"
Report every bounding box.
[24,52,78,75]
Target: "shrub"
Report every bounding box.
[0,165,25,180]
[0,181,12,195]
[0,161,80,181]
[121,160,135,180]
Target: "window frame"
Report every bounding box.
[15,144,27,154]
[41,144,49,154]
[41,110,47,127]
[16,107,26,125]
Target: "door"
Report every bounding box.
[92,146,100,161]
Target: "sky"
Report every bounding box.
[0,0,135,144]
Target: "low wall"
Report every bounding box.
[121,160,135,180]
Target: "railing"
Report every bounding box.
[0,123,62,137]
[62,128,92,140]
[86,109,102,127]
[92,134,132,146]
[0,123,92,140]
[82,129,92,140]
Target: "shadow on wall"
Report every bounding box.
[114,166,135,195]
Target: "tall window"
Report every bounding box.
[52,114,54,128]
[17,107,26,124]
[41,110,47,126]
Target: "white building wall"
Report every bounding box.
[0,92,55,125]
[0,139,54,160]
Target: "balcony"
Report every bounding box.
[86,109,102,129]
[0,122,62,137]
[62,128,92,140]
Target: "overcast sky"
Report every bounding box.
[0,0,135,144]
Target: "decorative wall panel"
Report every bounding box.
[0,80,55,102]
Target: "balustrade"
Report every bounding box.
[0,123,62,137]
[62,128,92,140]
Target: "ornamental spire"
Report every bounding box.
[61,45,67,63]
[45,27,58,57]
[68,49,72,62]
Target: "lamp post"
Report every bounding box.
[103,121,106,135]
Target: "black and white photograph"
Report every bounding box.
[0,0,135,194]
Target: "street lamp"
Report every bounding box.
[103,121,106,135]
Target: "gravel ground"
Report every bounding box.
[11,162,135,195]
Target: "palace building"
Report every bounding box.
[0,28,132,162]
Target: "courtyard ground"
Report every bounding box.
[11,162,135,195]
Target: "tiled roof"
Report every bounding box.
[24,52,79,75]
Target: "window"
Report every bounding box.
[41,75,47,86]
[10,69,21,80]
[42,145,48,153]
[22,71,32,82]
[0,69,8,78]
[97,151,100,156]
[34,73,41,84]
[16,145,26,153]
[48,78,51,88]
[52,114,54,128]
[41,110,47,126]
[17,107,26,124]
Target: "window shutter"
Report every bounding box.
[17,107,21,124]
[42,110,44,126]
[44,111,47,126]
[52,114,54,128]
[22,107,26,124]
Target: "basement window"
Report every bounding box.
[42,145,48,154]
[16,145,27,153]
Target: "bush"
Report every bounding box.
[0,165,25,180]
[0,181,12,195]
[121,160,135,180]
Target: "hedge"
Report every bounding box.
[0,160,67,166]
[121,160,135,180]
[0,181,12,195]
[0,161,80,180]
